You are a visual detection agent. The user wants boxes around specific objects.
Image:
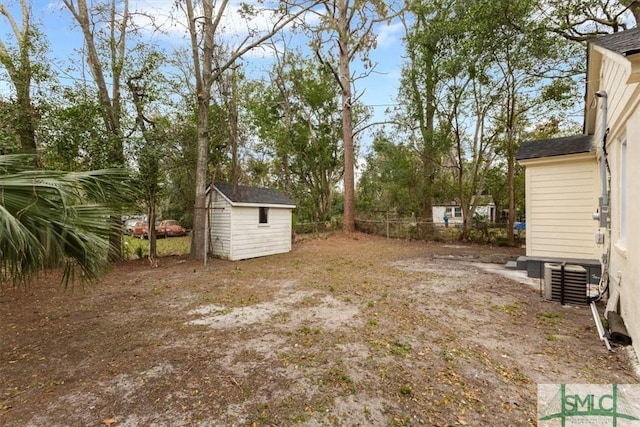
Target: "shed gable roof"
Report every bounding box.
[516,134,595,161]
[214,183,295,207]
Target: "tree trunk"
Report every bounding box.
[507,150,515,246]
[506,81,517,247]
[15,70,36,153]
[190,88,212,261]
[338,0,356,233]
[148,199,157,259]
[183,0,319,258]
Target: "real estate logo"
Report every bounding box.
[538,384,640,426]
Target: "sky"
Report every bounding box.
[1,0,407,154]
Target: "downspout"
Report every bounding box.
[595,90,609,227]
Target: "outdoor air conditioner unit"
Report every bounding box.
[544,263,589,305]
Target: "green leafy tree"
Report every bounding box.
[356,133,422,217]
[162,113,198,229]
[38,87,110,171]
[0,155,130,287]
[399,0,580,242]
[0,0,49,154]
[180,0,322,261]
[308,0,400,232]
[398,0,462,224]
[62,0,135,260]
[126,50,170,260]
[467,0,581,244]
[246,53,343,223]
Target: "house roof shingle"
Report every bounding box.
[214,183,296,206]
[591,27,640,56]
[516,134,595,161]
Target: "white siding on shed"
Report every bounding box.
[209,192,232,259]
[523,154,600,259]
[206,185,294,261]
[228,206,292,260]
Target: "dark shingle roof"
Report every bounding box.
[214,183,295,206]
[516,134,595,161]
[591,27,640,56]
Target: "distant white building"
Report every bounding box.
[432,201,496,226]
[206,183,296,261]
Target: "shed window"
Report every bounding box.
[259,207,269,224]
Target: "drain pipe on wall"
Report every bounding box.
[594,90,610,230]
[591,300,612,351]
[591,90,613,351]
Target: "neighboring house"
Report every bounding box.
[206,183,296,261]
[432,200,496,226]
[517,28,640,354]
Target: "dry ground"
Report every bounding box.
[1,232,637,426]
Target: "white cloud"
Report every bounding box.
[374,21,404,49]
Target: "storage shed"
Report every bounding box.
[206,183,296,261]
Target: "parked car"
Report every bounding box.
[123,218,141,235]
[156,220,188,237]
[130,219,188,239]
[131,221,150,239]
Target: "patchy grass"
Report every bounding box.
[123,235,190,259]
[539,311,563,327]
[492,301,525,317]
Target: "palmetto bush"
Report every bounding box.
[0,155,130,286]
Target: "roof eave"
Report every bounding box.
[518,151,596,166]
[229,202,296,209]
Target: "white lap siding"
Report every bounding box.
[228,206,292,260]
[207,184,295,260]
[210,196,232,259]
[524,154,600,259]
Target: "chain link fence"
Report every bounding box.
[294,217,522,245]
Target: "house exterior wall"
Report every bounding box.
[521,154,600,259]
[610,111,640,357]
[593,46,640,355]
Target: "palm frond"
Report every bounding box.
[0,155,132,287]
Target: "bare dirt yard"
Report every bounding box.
[1,232,638,426]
